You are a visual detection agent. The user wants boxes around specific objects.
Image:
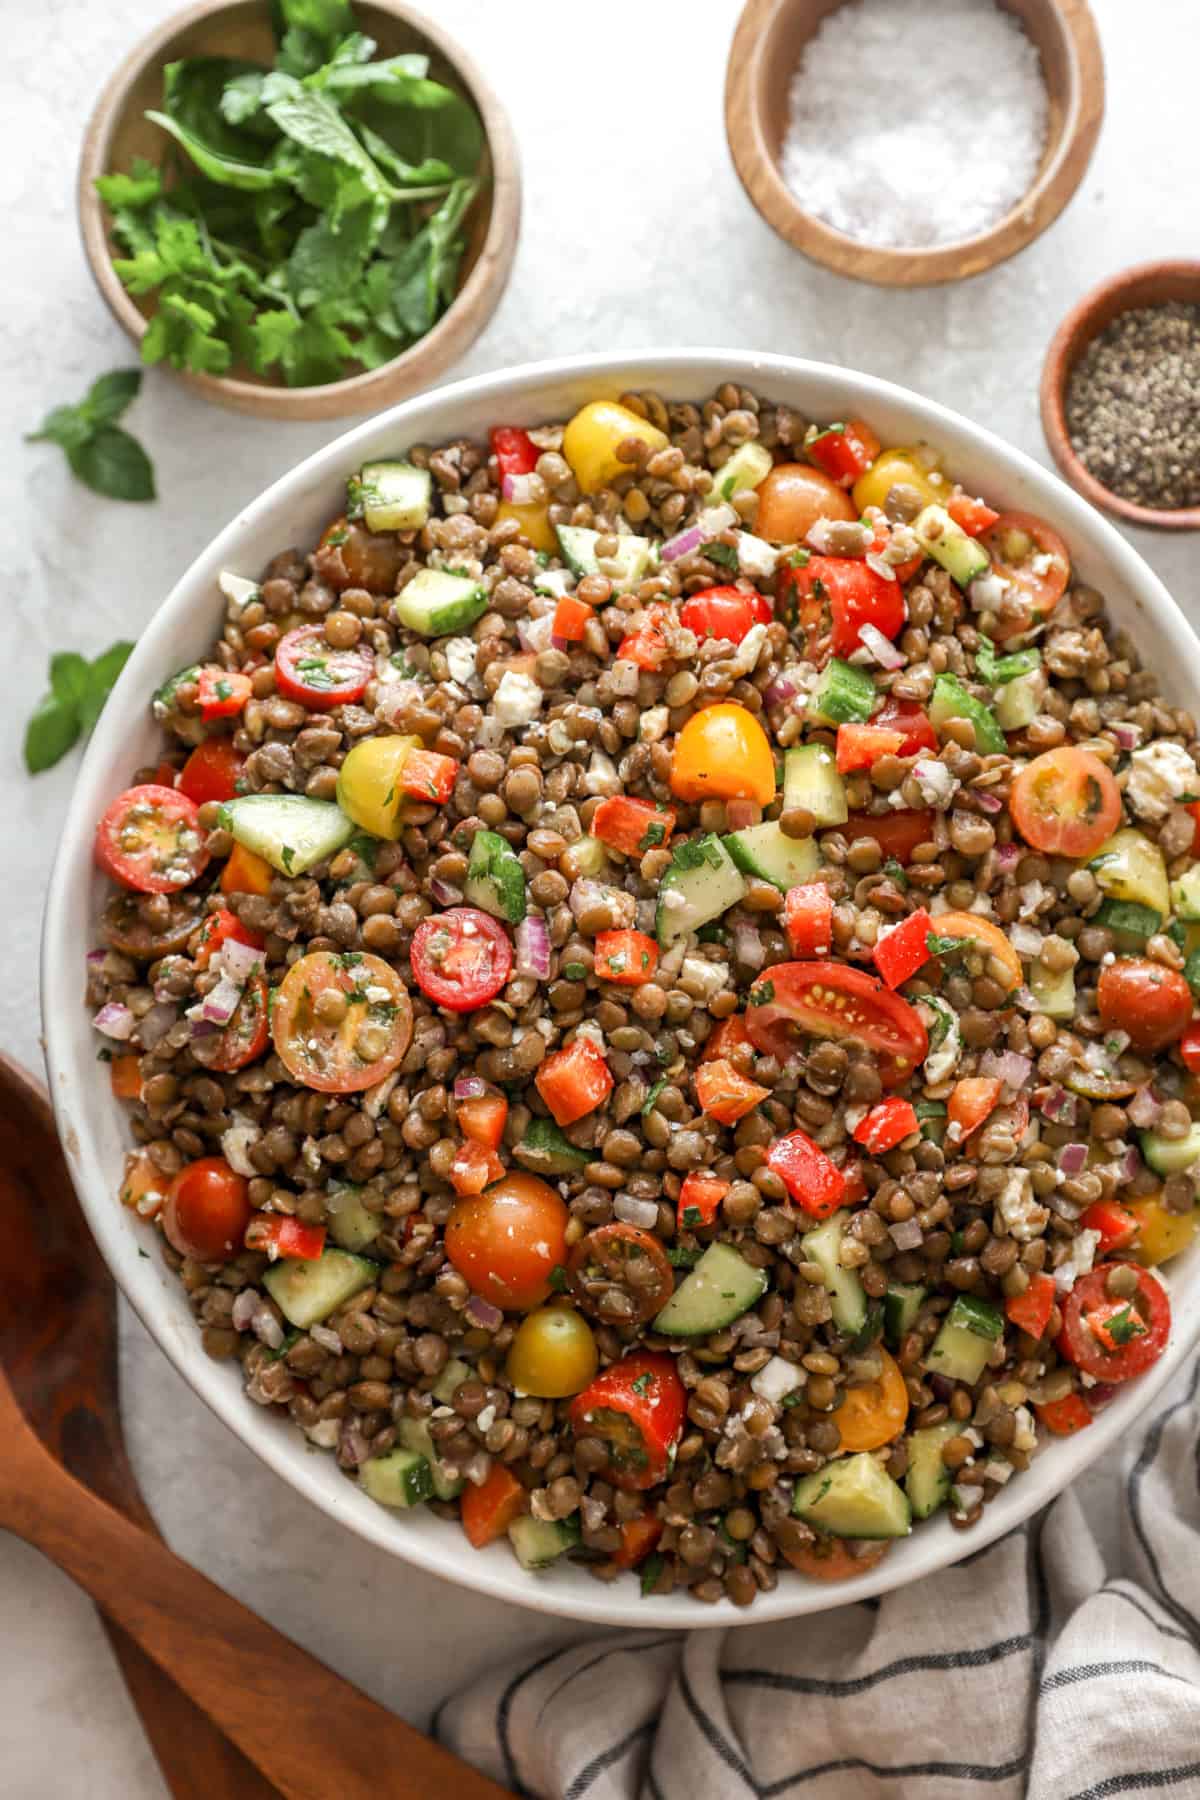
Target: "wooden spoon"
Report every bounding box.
[0,1054,510,1800]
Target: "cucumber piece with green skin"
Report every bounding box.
[717,441,773,498]
[883,1282,926,1349]
[800,1212,867,1335]
[508,1514,581,1570]
[398,1416,464,1501]
[219,794,354,876]
[513,1116,590,1176]
[808,658,877,726]
[783,743,848,827]
[1027,959,1076,1020]
[924,1294,1004,1386]
[723,821,821,891]
[353,461,432,533]
[904,1422,961,1520]
[555,524,601,577]
[792,1453,912,1539]
[655,835,747,948]
[993,668,1043,732]
[1089,828,1171,917]
[1092,899,1161,940]
[553,525,655,594]
[359,1446,434,1509]
[1141,1124,1200,1175]
[1171,864,1200,921]
[912,503,990,588]
[928,673,1006,755]
[653,1242,767,1337]
[153,663,201,715]
[464,828,527,924]
[394,567,487,637]
[431,1356,473,1406]
[324,1183,382,1254]
[262,1248,376,1329]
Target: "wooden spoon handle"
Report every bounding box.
[6,1455,510,1800]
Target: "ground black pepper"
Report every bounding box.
[1065,301,1200,510]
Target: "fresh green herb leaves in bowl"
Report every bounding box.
[79,0,520,420]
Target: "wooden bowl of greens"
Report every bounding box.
[78,0,520,420]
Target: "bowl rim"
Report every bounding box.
[76,0,521,420]
[724,0,1105,288]
[1040,258,1200,531]
[42,346,1200,1629]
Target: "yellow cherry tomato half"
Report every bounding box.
[833,1347,910,1452]
[670,703,776,807]
[494,499,558,554]
[561,401,668,494]
[505,1306,599,1397]
[852,445,950,516]
[335,735,422,840]
[929,910,1023,994]
[1129,1196,1200,1267]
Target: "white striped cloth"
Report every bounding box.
[438,1357,1200,1800]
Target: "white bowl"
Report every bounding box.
[42,350,1200,1629]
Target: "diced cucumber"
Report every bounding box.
[553,524,655,594]
[653,1242,767,1336]
[353,460,432,533]
[717,441,773,498]
[555,524,600,577]
[1141,1124,1200,1176]
[513,1116,590,1176]
[464,828,527,924]
[723,820,821,891]
[1027,959,1076,1020]
[1171,863,1200,922]
[359,1446,433,1509]
[783,743,848,827]
[915,1100,947,1144]
[263,1248,376,1329]
[924,1294,1004,1386]
[153,662,200,715]
[883,1282,926,1349]
[792,1452,912,1539]
[219,794,354,877]
[431,1356,473,1405]
[808,658,877,726]
[993,669,1043,733]
[508,1514,581,1570]
[928,674,1006,755]
[1093,899,1161,940]
[1089,829,1170,917]
[324,1183,382,1254]
[800,1211,867,1336]
[655,835,747,948]
[394,568,486,637]
[398,1416,464,1501]
[904,1422,961,1520]
[912,503,990,588]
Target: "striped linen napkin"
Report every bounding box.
[438,1357,1200,1799]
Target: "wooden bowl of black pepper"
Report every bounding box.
[1041,261,1200,531]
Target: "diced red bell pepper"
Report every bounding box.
[868,521,924,585]
[590,795,675,857]
[840,1158,868,1206]
[677,1172,729,1231]
[244,1214,327,1261]
[1085,1297,1150,1355]
[807,419,880,486]
[1079,1198,1139,1257]
[220,842,274,898]
[843,809,934,865]
[836,723,906,774]
[197,666,253,721]
[872,908,933,990]
[947,1075,1003,1140]
[948,494,1000,538]
[553,595,592,643]
[399,749,459,804]
[1185,802,1200,857]
[612,1513,663,1569]
[872,697,937,757]
[766,1130,846,1218]
[461,1462,528,1548]
[110,1054,143,1101]
[782,557,906,660]
[178,737,245,806]
[536,1037,613,1126]
[1180,1017,1200,1073]
[701,1015,752,1063]
[617,605,674,670]
[1005,1271,1056,1339]
[449,1139,506,1196]
[1035,1392,1093,1437]
[193,906,267,969]
[594,928,659,987]
[457,1091,508,1151]
[694,1058,769,1125]
[490,425,540,482]
[853,1098,919,1155]
[784,882,833,957]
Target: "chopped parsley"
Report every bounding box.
[562,961,588,982]
[548,1264,568,1293]
[681,1205,703,1229]
[639,820,668,850]
[926,931,971,959]
[640,1554,665,1596]
[641,1077,668,1116]
[667,1245,701,1268]
[631,1372,655,1396]
[748,980,775,1006]
[701,541,739,569]
[1102,1305,1144,1346]
[882,858,909,890]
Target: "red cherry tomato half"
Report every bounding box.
[679,585,771,645]
[1097,959,1194,1054]
[1009,747,1122,859]
[783,556,906,661]
[745,961,928,1088]
[872,697,937,757]
[409,907,513,1012]
[568,1222,675,1325]
[274,624,374,712]
[204,973,270,1074]
[841,810,934,866]
[271,950,413,1092]
[95,784,209,894]
[1179,1020,1200,1075]
[444,1172,569,1312]
[568,1349,686,1490]
[164,1158,252,1263]
[978,511,1070,642]
[1059,1265,1170,1382]
[193,906,266,970]
[779,1536,891,1582]
[178,738,246,806]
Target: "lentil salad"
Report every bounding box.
[88,384,1200,1608]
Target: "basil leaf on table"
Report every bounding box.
[26,371,156,503]
[24,642,135,774]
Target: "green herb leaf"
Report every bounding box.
[24,640,134,774]
[701,540,738,570]
[641,1077,668,1117]
[640,1554,664,1596]
[95,158,164,209]
[146,109,280,191]
[926,931,972,959]
[68,426,156,502]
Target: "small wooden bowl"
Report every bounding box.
[78,0,521,420]
[1041,261,1200,531]
[725,0,1104,287]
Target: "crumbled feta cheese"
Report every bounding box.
[220,1112,261,1177]
[919,996,961,1084]
[681,956,730,1000]
[967,569,1011,614]
[727,622,768,678]
[533,567,575,600]
[574,1019,606,1050]
[968,893,996,918]
[493,670,544,727]
[1125,740,1200,821]
[443,638,477,684]
[301,1135,323,1176]
[520,614,557,655]
[913,758,960,808]
[475,1404,496,1434]
[1054,1228,1101,1293]
[365,984,392,1003]
[751,1355,805,1405]
[639,706,669,743]
[584,749,620,796]
[219,570,260,612]
[984,1460,1014,1485]
[736,532,779,580]
[995,1168,1049,1242]
[1012,1405,1037,1453]
[1029,551,1054,578]
[963,1427,984,1449]
[363,1070,400,1120]
[1018,879,1047,919]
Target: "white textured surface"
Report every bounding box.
[1,0,1196,1792]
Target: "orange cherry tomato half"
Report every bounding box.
[833,1348,909,1452]
[444,1172,569,1312]
[670,703,776,807]
[928,910,1024,994]
[164,1158,252,1263]
[755,463,855,544]
[745,962,927,1088]
[978,511,1070,641]
[1009,747,1122,860]
[95,784,209,894]
[1097,959,1194,1054]
[271,950,413,1093]
[568,1222,675,1326]
[779,1535,891,1581]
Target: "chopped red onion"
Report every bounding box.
[613,1194,659,1229]
[698,502,738,537]
[465,1295,503,1332]
[310,1323,343,1355]
[188,1017,220,1040]
[86,948,107,967]
[501,472,539,506]
[1058,1142,1088,1175]
[1103,1028,1131,1059]
[764,677,800,708]
[569,878,607,922]
[252,1308,284,1351]
[1013,986,1039,1013]
[725,799,762,833]
[888,1217,924,1251]
[551,635,571,654]
[1086,1382,1121,1411]
[1127,1086,1162,1129]
[139,1002,179,1049]
[580,1493,606,1532]
[1110,722,1142,751]
[994,843,1022,872]
[221,938,267,983]
[1039,1085,1077,1125]
[94,1001,136,1041]
[428,877,464,908]
[857,621,905,668]
[731,921,766,971]
[1121,1143,1142,1181]
[980,1049,1032,1090]
[187,972,243,1027]
[231,1290,260,1332]
[515,913,552,980]
[453,1076,488,1105]
[974,788,1005,814]
[517,613,556,655]
[660,523,705,564]
[1009,922,1044,957]
[337,1425,370,1469]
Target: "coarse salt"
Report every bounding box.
[780,0,1048,250]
